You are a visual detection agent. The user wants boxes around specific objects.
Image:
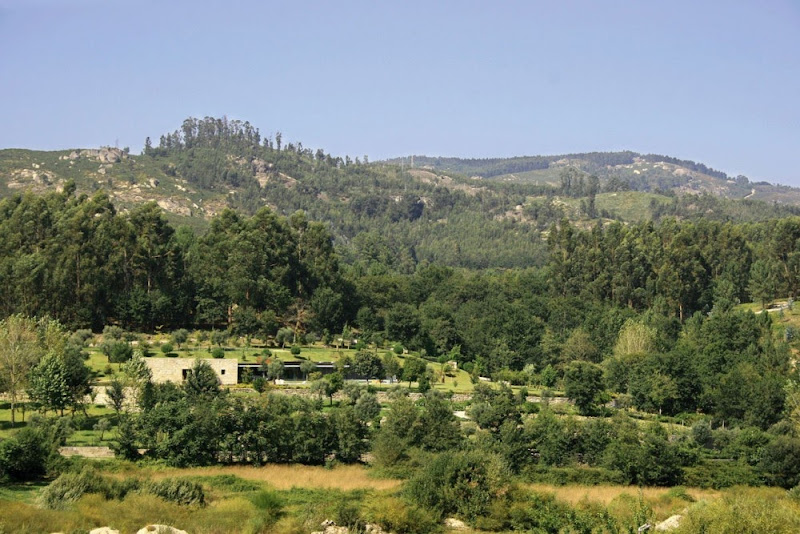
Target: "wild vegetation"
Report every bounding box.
[3,118,800,531]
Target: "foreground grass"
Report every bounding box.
[0,463,400,534]
[3,463,800,533]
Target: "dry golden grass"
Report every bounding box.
[526,483,719,507]
[527,483,723,525]
[147,464,401,492]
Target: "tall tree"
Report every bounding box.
[0,315,42,425]
[28,351,70,416]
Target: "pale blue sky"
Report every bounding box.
[1,0,798,184]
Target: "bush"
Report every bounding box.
[367,496,439,534]
[522,466,626,486]
[211,347,225,359]
[250,489,284,513]
[39,469,103,509]
[334,496,364,531]
[0,426,54,481]
[145,477,206,506]
[38,468,142,509]
[160,343,174,355]
[683,460,761,489]
[252,377,267,393]
[406,450,509,523]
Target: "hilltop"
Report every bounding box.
[2,117,800,271]
[389,152,800,203]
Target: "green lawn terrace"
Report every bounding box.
[84,334,478,393]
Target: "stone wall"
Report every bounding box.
[146,358,238,385]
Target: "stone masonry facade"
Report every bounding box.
[145,358,238,386]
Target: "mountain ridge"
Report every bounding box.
[2,117,800,271]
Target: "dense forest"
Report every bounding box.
[3,183,800,427]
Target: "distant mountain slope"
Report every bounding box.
[2,118,800,271]
[389,153,800,204]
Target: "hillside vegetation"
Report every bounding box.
[5,118,800,532]
[3,117,800,273]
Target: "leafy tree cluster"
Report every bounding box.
[116,361,372,467]
[643,153,730,181]
[0,188,349,335]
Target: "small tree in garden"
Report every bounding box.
[267,360,285,383]
[94,418,111,441]
[382,353,401,383]
[402,357,427,388]
[353,350,383,383]
[300,359,317,380]
[106,378,126,416]
[171,329,189,349]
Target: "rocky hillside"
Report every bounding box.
[389,152,800,204]
[2,117,800,271]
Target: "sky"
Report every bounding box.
[0,0,798,185]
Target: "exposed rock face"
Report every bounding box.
[444,518,468,530]
[654,515,683,531]
[65,147,127,163]
[89,528,120,534]
[136,525,188,534]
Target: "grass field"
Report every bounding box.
[144,464,401,492]
[2,460,799,534]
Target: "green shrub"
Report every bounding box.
[334,497,363,530]
[683,460,762,489]
[252,377,267,392]
[145,477,206,506]
[508,489,607,533]
[521,466,626,486]
[0,426,55,481]
[248,489,284,528]
[160,343,174,354]
[367,496,439,534]
[290,345,301,356]
[665,485,695,503]
[406,450,509,523]
[194,474,261,493]
[102,476,142,500]
[211,347,225,359]
[250,490,284,512]
[38,469,104,509]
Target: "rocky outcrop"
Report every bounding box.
[311,520,388,534]
[64,147,128,163]
[444,517,468,530]
[654,515,683,531]
[311,521,349,534]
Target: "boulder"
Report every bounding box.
[655,515,683,531]
[444,517,468,530]
[89,528,120,534]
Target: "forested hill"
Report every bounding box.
[2,116,800,272]
[389,153,800,204]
